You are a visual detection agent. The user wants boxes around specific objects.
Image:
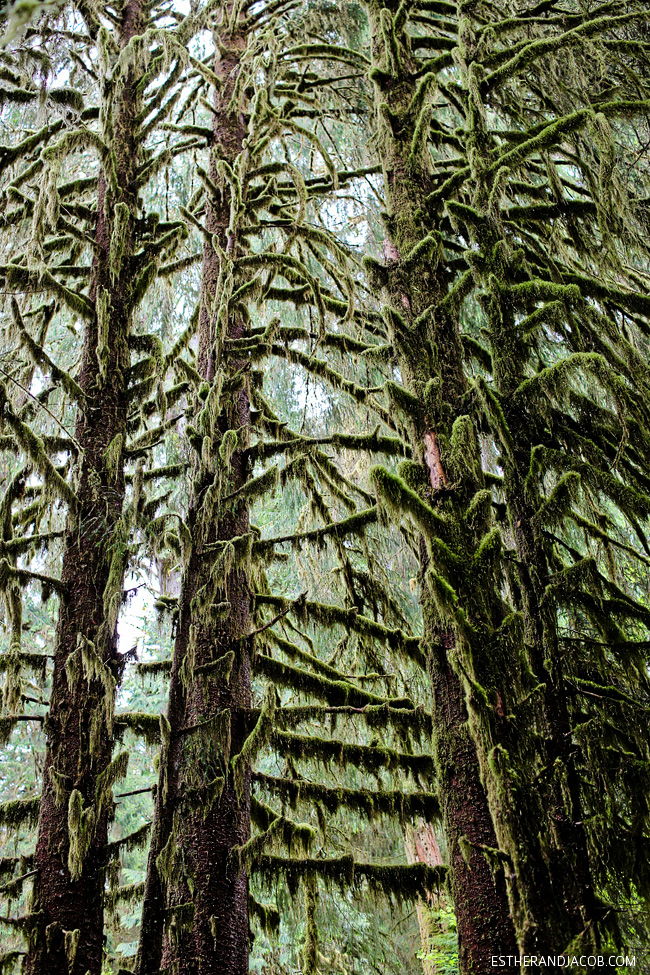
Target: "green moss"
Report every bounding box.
[253,772,440,824]
[114,711,162,745]
[0,797,40,832]
[248,895,280,937]
[232,684,276,800]
[371,465,445,539]
[232,813,315,874]
[270,730,434,785]
[109,202,131,283]
[254,855,446,905]
[67,789,96,881]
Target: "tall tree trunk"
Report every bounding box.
[25,4,146,973]
[448,9,602,951]
[363,2,518,970]
[425,631,518,971]
[136,21,252,975]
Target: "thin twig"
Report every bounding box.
[0,363,83,453]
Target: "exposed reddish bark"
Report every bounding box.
[423,431,448,490]
[25,4,145,973]
[404,822,444,975]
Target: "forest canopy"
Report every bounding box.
[1,1,650,974]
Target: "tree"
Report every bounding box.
[0,3,203,970]
[364,0,650,958]
[133,4,445,973]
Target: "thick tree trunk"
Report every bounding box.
[425,631,518,970]
[363,3,518,969]
[136,23,251,975]
[25,5,145,973]
[26,7,143,975]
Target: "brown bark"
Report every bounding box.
[25,3,145,974]
[363,3,519,969]
[423,432,448,491]
[425,632,518,971]
[136,23,251,975]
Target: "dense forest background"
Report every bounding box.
[1,0,650,973]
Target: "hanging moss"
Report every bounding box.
[0,868,36,900]
[106,821,151,859]
[164,901,195,947]
[114,711,161,745]
[0,717,19,747]
[136,659,172,678]
[106,880,145,914]
[254,855,446,905]
[255,652,401,710]
[64,928,80,973]
[195,651,235,683]
[232,684,275,800]
[109,202,131,283]
[371,465,445,539]
[0,383,78,510]
[231,812,315,875]
[103,434,124,485]
[0,797,40,832]
[11,297,84,403]
[266,702,432,740]
[270,730,435,784]
[96,288,111,387]
[253,772,440,823]
[254,592,422,667]
[101,519,130,643]
[248,895,280,937]
[67,789,96,881]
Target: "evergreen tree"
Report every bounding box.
[363,0,650,959]
[0,2,206,970]
[134,4,447,973]
[359,0,519,968]
[2,0,650,972]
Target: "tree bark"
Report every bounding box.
[363,2,519,970]
[136,21,252,975]
[26,3,146,973]
[425,630,518,971]
[404,821,443,975]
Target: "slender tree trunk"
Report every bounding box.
[26,3,145,973]
[404,822,443,975]
[136,21,252,975]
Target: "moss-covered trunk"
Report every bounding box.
[25,3,145,973]
[136,24,252,975]
[425,628,517,971]
[363,2,517,969]
[445,5,602,948]
[486,310,601,950]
